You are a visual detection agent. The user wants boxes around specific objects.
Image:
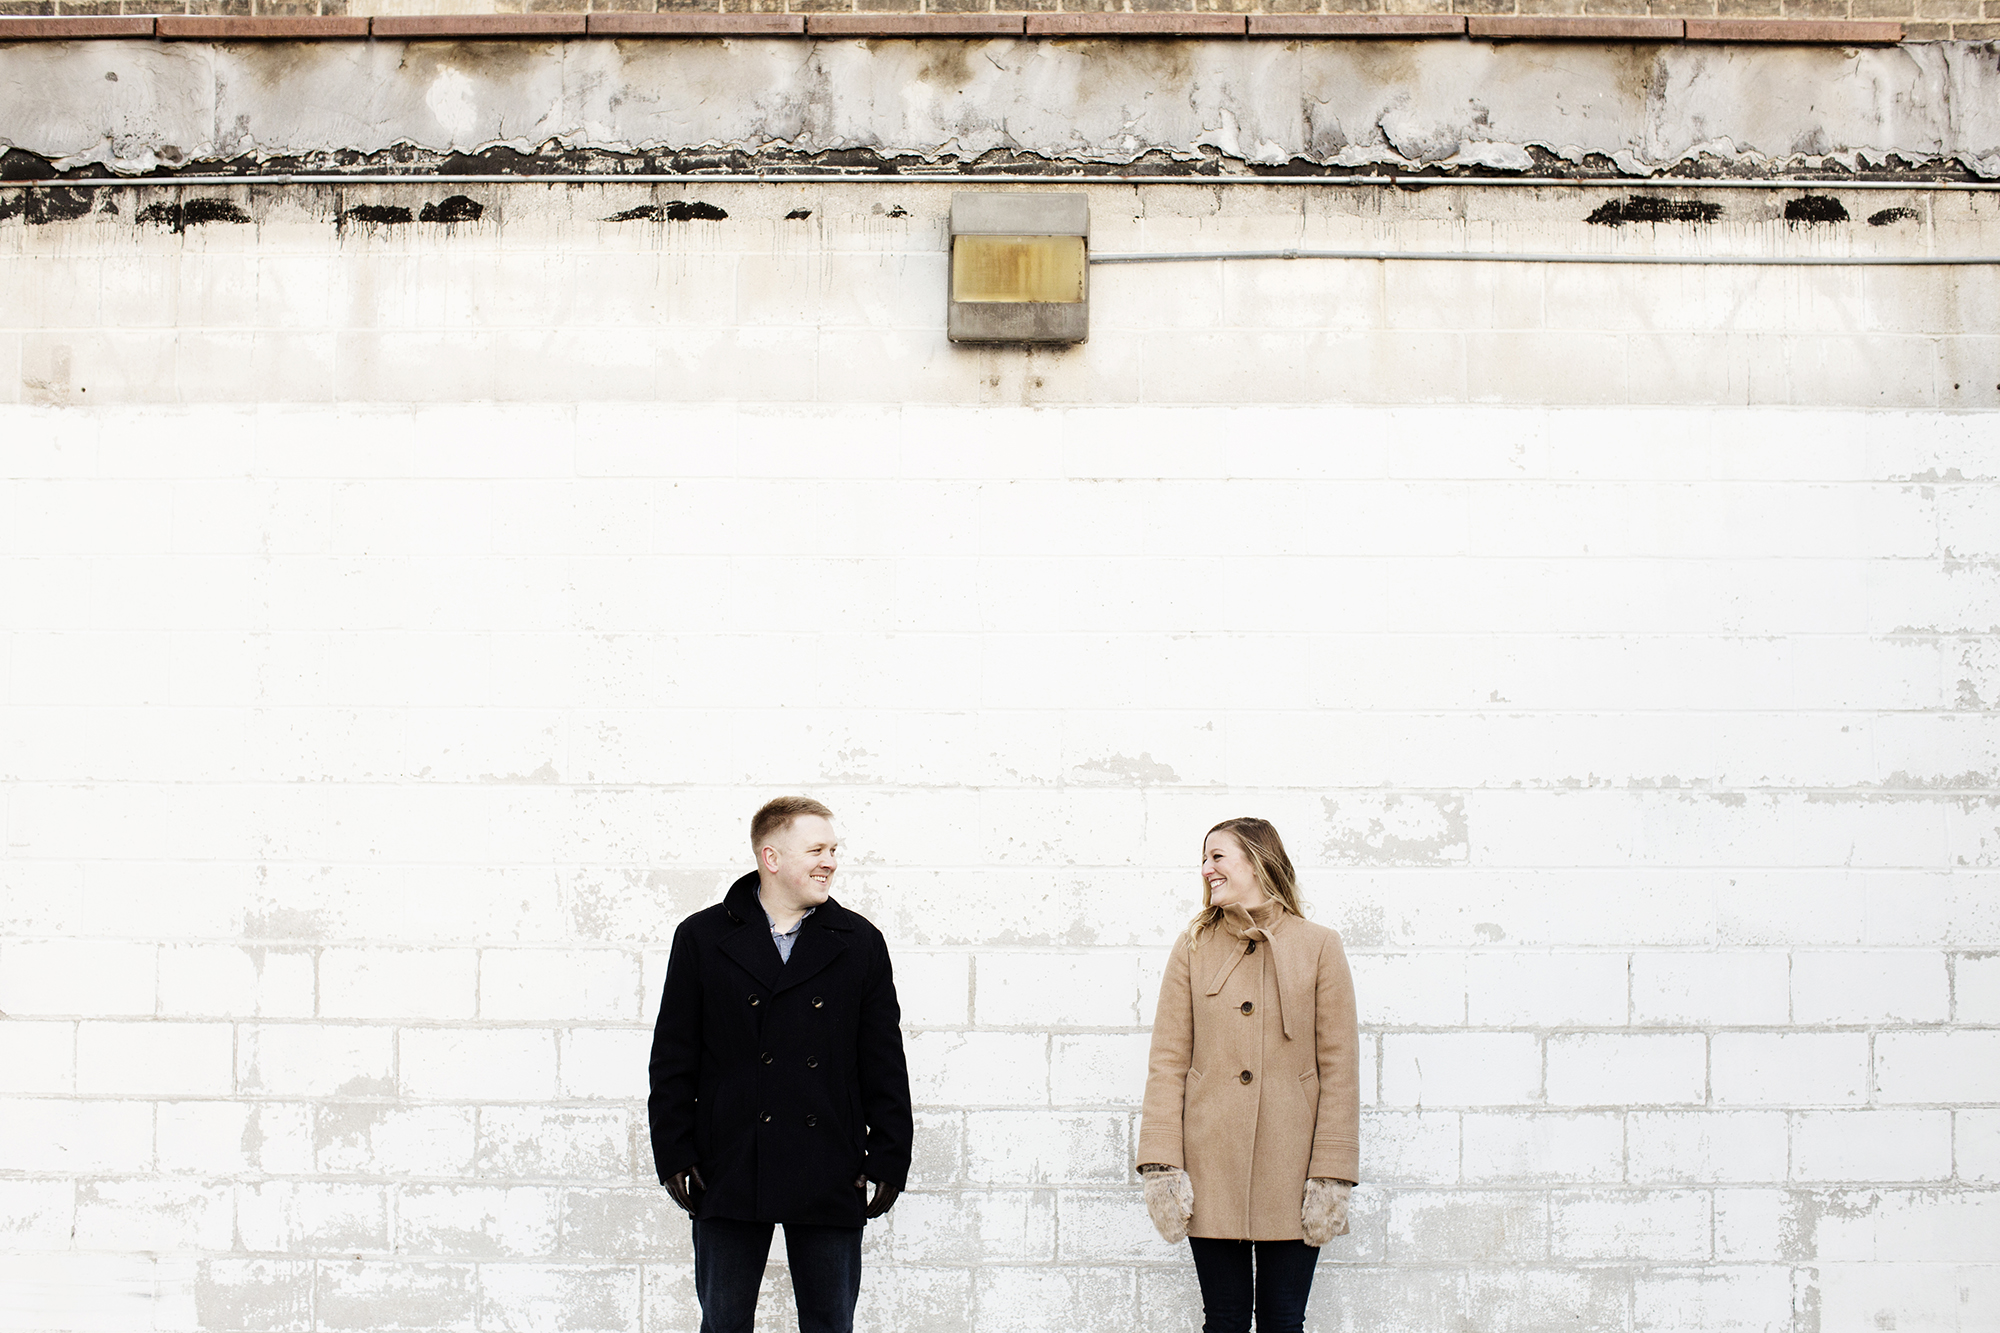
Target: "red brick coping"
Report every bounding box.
[0,13,1907,44]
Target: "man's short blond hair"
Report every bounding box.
[750,796,835,853]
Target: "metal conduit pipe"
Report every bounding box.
[6,173,2000,190]
[1089,248,2000,266]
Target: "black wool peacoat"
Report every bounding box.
[648,872,913,1228]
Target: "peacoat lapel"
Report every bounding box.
[716,874,785,993]
[772,899,852,995]
[712,873,854,995]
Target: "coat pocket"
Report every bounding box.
[1297,1069,1321,1120]
[1183,1067,1219,1148]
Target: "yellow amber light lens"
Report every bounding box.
[951,235,1087,304]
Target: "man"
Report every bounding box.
[648,796,912,1333]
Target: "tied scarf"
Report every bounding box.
[1204,901,1295,1040]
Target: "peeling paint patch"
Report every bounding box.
[1321,793,1469,866]
[6,41,2000,182]
[1071,752,1180,785]
[241,904,330,941]
[1336,900,1386,948]
[194,1258,311,1333]
[479,761,560,784]
[568,867,721,942]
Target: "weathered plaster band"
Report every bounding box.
[4,37,1999,178]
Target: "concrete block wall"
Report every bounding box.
[1,180,1997,1333]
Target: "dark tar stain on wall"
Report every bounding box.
[1,147,60,181]
[134,198,252,231]
[603,201,728,221]
[419,195,485,223]
[342,204,414,225]
[1584,196,1725,226]
[0,185,98,225]
[1868,205,1922,226]
[1783,194,1850,225]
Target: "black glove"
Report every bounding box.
[854,1174,901,1220]
[665,1167,706,1217]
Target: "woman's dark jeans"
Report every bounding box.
[1187,1237,1322,1333]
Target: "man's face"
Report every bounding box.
[761,814,839,907]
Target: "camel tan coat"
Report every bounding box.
[1136,900,1361,1241]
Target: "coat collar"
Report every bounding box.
[1203,900,1296,1039]
[718,871,856,995]
[1217,900,1287,939]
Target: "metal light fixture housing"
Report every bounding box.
[947,193,1089,345]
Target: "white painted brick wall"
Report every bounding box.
[1,181,1996,1333]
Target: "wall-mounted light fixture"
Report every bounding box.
[947,193,1089,345]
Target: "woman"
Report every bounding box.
[1136,817,1361,1333]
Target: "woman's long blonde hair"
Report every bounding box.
[1185,817,1303,949]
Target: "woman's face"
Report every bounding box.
[1202,831,1268,911]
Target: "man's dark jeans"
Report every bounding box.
[1187,1237,1322,1333]
[692,1216,863,1333]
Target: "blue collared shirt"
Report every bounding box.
[765,906,816,964]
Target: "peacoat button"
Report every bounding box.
[1245,941,1257,955]
[1239,1070,1253,1084]
[805,1115,818,1127]
[748,995,760,1007]
[1240,1001,1254,1015]
[806,1057,818,1068]
[761,1052,773,1064]
[811,996,824,1008]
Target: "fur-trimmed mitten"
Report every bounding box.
[1141,1165,1196,1244]
[1300,1178,1352,1247]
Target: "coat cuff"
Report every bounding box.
[654,1149,698,1187]
[1134,1130,1185,1172]
[863,1154,909,1191]
[1307,1136,1359,1185]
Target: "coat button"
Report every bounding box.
[805,1115,818,1127]
[806,1057,818,1068]
[761,1112,772,1123]
[1240,1001,1254,1015]
[1239,1070,1253,1084]
[1245,941,1257,954]
[748,995,760,1007]
[761,1052,773,1064]
[811,996,824,1008]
